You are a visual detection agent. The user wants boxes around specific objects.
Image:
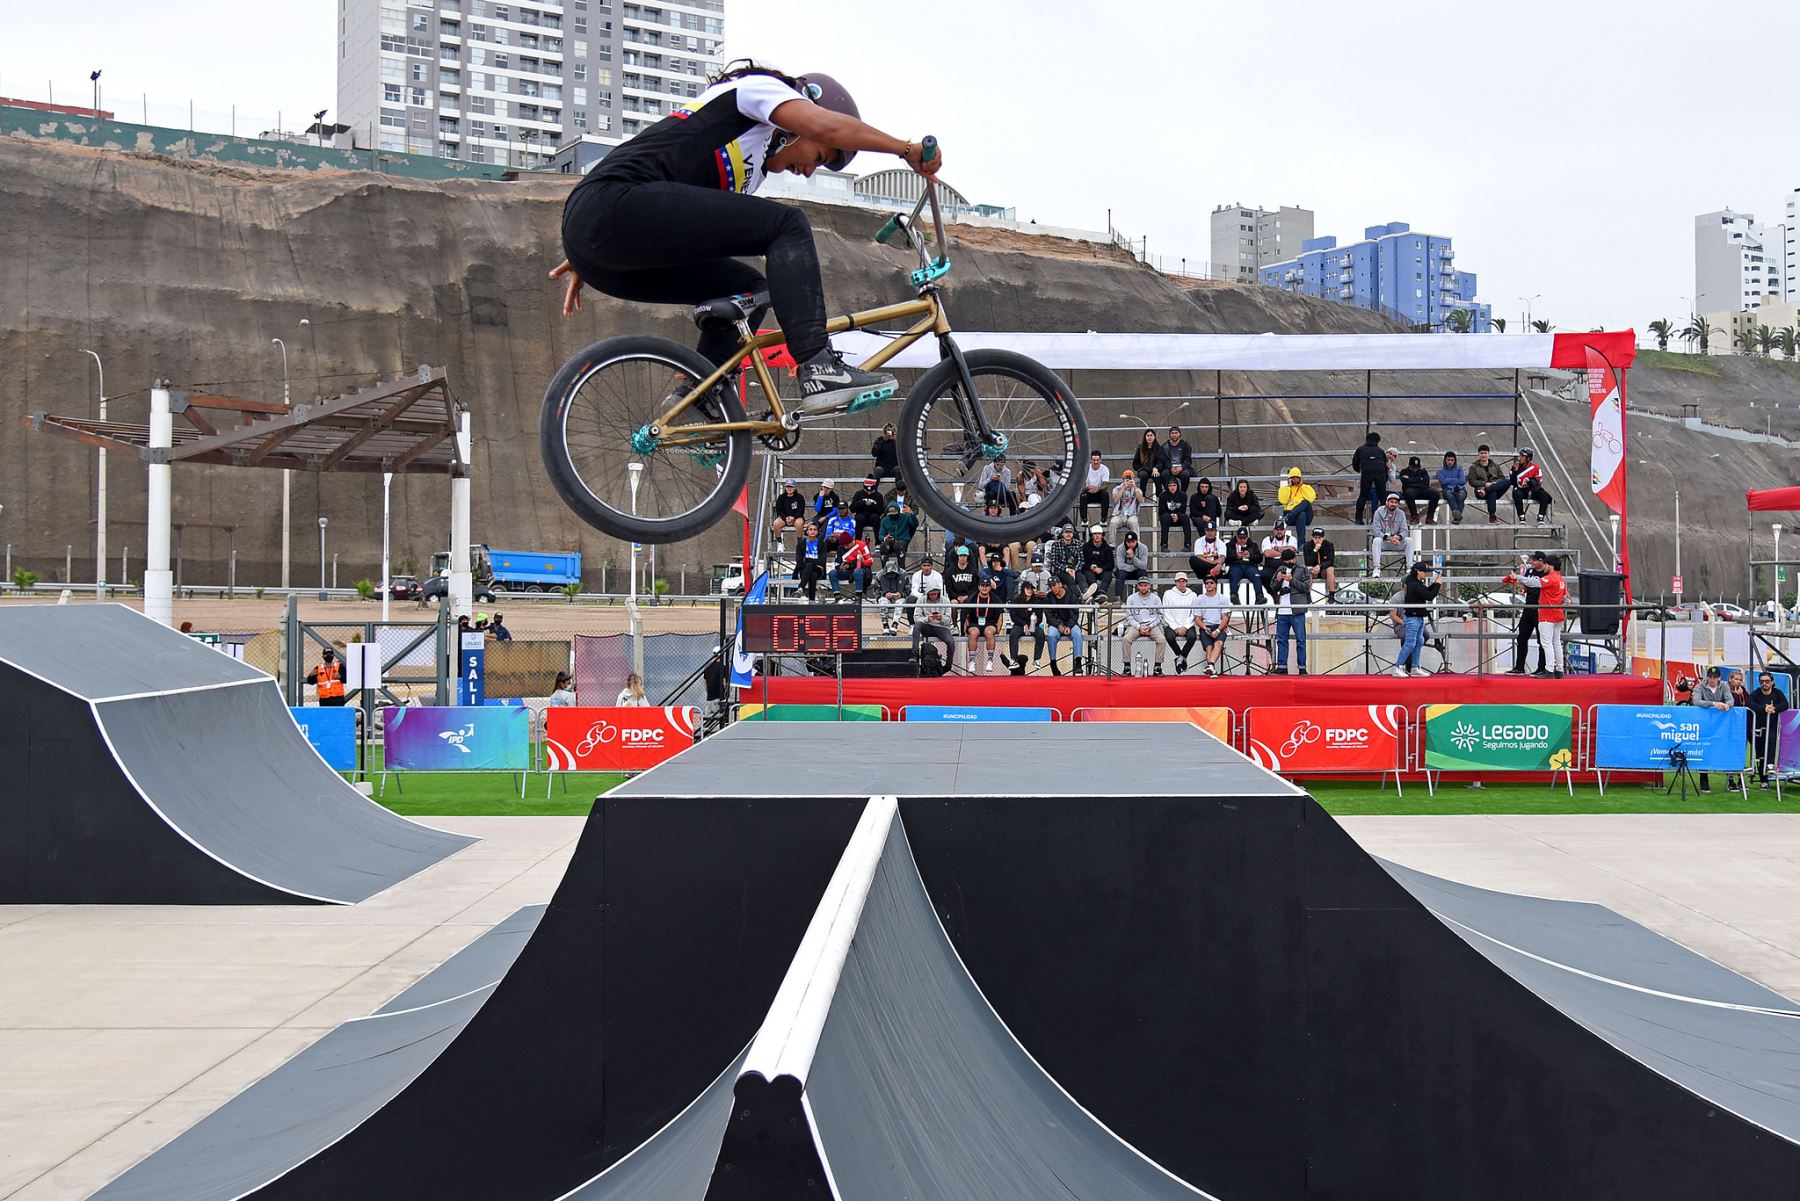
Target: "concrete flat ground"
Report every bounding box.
[3,812,1799,1200]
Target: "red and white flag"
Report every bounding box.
[1585,348,1626,514]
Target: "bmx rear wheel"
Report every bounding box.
[896,349,1086,544]
[539,335,751,544]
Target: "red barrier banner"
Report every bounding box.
[545,706,697,773]
[1073,706,1233,744]
[1246,705,1405,773]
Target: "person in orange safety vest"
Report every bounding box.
[306,647,348,706]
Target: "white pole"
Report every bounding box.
[81,349,106,600]
[144,385,174,626]
[1673,489,1681,601]
[382,471,393,623]
[1776,524,1785,624]
[627,463,644,679]
[1610,514,1620,575]
[449,411,473,617]
[274,338,291,590]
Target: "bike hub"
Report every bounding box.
[630,425,660,455]
[980,433,1010,459]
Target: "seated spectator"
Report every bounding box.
[1399,455,1435,523]
[796,522,829,600]
[913,586,957,675]
[827,532,873,600]
[1040,577,1085,675]
[616,672,648,706]
[848,476,885,541]
[1224,525,1265,604]
[1224,479,1264,527]
[962,579,1004,673]
[1303,526,1339,598]
[977,454,1016,512]
[1369,492,1411,575]
[1161,573,1199,674]
[1079,451,1111,525]
[869,423,899,481]
[1109,472,1145,544]
[1260,522,1297,572]
[1006,580,1046,674]
[1017,549,1052,597]
[1510,449,1554,525]
[548,670,578,707]
[1130,428,1168,490]
[1270,549,1311,676]
[771,479,806,543]
[1080,525,1115,600]
[1466,444,1508,522]
[1435,452,1468,524]
[873,556,909,634]
[1121,576,1166,675]
[1114,530,1150,599]
[812,480,841,517]
[1189,477,1223,531]
[1277,468,1316,535]
[1193,574,1231,677]
[1158,477,1192,552]
[823,503,856,545]
[1045,525,1083,590]
[878,499,917,560]
[1189,522,1227,582]
[908,554,944,602]
[982,553,1019,603]
[1163,426,1194,491]
[945,546,980,605]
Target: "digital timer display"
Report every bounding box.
[741,604,863,654]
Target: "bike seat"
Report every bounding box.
[691,290,771,328]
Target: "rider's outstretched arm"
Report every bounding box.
[770,101,942,176]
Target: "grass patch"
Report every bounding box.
[349,747,621,817]
[1309,778,1788,815]
[1636,349,1723,377]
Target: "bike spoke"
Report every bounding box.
[559,355,732,525]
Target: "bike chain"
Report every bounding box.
[756,410,802,451]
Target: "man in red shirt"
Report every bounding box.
[827,532,874,600]
[1510,449,1555,526]
[1505,550,1567,677]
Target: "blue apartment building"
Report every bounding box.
[1258,221,1492,331]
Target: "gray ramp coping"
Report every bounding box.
[0,604,264,700]
[800,817,1208,1199]
[90,906,545,1201]
[562,1051,745,1200]
[610,721,1297,799]
[96,685,474,903]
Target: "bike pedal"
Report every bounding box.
[846,385,896,414]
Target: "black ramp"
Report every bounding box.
[0,604,473,903]
[804,820,1206,1200]
[90,906,543,1201]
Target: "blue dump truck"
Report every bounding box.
[429,546,582,595]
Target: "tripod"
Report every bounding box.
[1664,748,1700,800]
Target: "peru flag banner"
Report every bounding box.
[1586,348,1626,514]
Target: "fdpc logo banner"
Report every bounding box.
[1247,706,1403,772]
[545,706,698,772]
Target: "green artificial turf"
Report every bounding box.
[1308,778,1790,815]
[351,747,621,817]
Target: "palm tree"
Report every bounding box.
[1530,318,1552,333]
[1734,325,1759,355]
[1756,324,1778,357]
[1646,318,1675,351]
[1444,309,1472,333]
[1491,317,1507,333]
[1681,314,1713,355]
[1779,327,1798,361]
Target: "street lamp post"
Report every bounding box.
[1673,489,1681,602]
[626,463,644,678]
[382,471,393,623]
[81,349,106,599]
[1776,523,1785,622]
[272,338,292,590]
[317,516,329,601]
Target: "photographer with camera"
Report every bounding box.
[1270,549,1312,675]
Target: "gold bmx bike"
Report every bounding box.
[538,138,1088,545]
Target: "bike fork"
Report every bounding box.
[939,336,1002,459]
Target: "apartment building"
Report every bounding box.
[1208,204,1313,282]
[336,0,724,169]
[1694,208,1778,314]
[1258,221,1491,331]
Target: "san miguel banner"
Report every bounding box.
[544,706,697,773]
[1247,705,1404,773]
[383,705,530,772]
[1593,705,1748,771]
[290,706,357,772]
[1074,706,1232,744]
[1423,704,1574,772]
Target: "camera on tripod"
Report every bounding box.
[1667,748,1688,771]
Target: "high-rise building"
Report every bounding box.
[1208,203,1313,282]
[1258,221,1491,331]
[336,0,724,170]
[1693,208,1777,314]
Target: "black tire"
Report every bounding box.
[896,349,1086,544]
[539,335,752,544]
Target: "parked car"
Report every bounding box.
[388,574,422,600]
[421,574,496,604]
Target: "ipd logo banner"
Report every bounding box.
[290,706,357,771]
[544,706,698,772]
[383,706,530,771]
[1593,705,1748,771]
[1247,705,1404,772]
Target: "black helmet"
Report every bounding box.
[797,73,859,171]
[1518,447,1535,459]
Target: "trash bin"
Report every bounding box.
[1577,570,1625,635]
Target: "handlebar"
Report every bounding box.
[873,136,951,286]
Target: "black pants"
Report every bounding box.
[1514,482,1553,519]
[797,562,825,600]
[1164,627,1196,661]
[562,179,828,365]
[1079,492,1110,524]
[1513,611,1545,673]
[1160,515,1191,552]
[1355,472,1387,524]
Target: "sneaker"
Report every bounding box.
[1050,660,1062,677]
[1728,775,1742,791]
[1410,667,1431,677]
[1452,513,1463,524]
[1505,668,1526,675]
[797,348,898,415]
[1535,514,1546,526]
[1391,667,1410,678]
[1699,782,1713,794]
[1531,669,1553,678]
[1204,665,1216,677]
[1298,667,1309,676]
[1271,666,1288,675]
[986,655,996,672]
[1175,656,1187,673]
[1153,664,1164,676]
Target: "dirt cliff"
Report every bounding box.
[1,137,1793,599]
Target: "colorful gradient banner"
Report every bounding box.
[383,706,529,772]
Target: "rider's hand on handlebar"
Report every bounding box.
[902,140,942,177]
[550,259,585,317]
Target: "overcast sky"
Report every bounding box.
[6,0,1795,337]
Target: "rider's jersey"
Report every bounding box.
[586,73,806,195]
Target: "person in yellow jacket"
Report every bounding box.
[1277,467,1316,535]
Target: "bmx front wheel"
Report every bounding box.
[539,335,752,544]
[896,349,1086,544]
